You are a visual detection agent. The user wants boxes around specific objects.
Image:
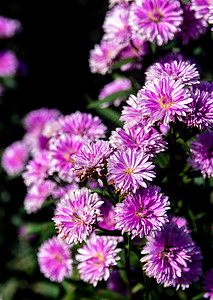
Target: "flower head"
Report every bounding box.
[203,268,213,299]
[98,199,117,231]
[76,233,121,286]
[129,0,183,46]
[188,129,213,178]
[107,148,155,194]
[52,188,104,244]
[1,140,28,176]
[37,236,73,282]
[0,16,21,38]
[0,50,18,77]
[114,184,170,238]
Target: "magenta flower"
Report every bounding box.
[191,0,211,20]
[98,199,117,231]
[203,268,213,299]
[52,188,104,245]
[24,180,56,214]
[137,77,193,127]
[0,50,18,77]
[109,125,167,157]
[141,223,203,289]
[72,140,112,180]
[0,16,21,38]
[129,0,183,46]
[109,0,132,8]
[38,236,73,282]
[48,134,84,183]
[76,233,121,286]
[60,111,107,142]
[114,184,170,238]
[1,140,28,176]
[188,130,213,178]
[98,77,131,108]
[22,151,50,186]
[107,148,155,194]
[168,214,191,234]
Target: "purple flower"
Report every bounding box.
[48,134,84,183]
[188,129,213,178]
[107,148,155,194]
[182,81,213,130]
[0,50,18,77]
[107,270,128,295]
[168,214,191,234]
[1,140,29,176]
[24,180,56,214]
[137,77,193,127]
[0,16,21,39]
[109,124,167,158]
[22,151,50,186]
[145,58,200,86]
[72,140,112,180]
[191,0,211,20]
[98,77,132,108]
[114,184,170,238]
[129,0,183,46]
[76,233,121,286]
[98,199,117,231]
[103,3,131,47]
[60,111,107,142]
[141,222,203,289]
[203,268,213,299]
[109,0,132,8]
[37,236,73,282]
[52,188,104,245]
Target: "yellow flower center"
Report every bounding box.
[148,10,163,23]
[159,96,173,109]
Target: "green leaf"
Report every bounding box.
[191,293,205,300]
[32,281,60,299]
[176,138,192,159]
[93,106,124,127]
[110,57,138,70]
[21,222,54,237]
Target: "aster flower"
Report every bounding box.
[191,0,211,20]
[137,77,193,127]
[129,0,183,46]
[1,140,29,176]
[103,3,131,47]
[0,50,18,77]
[98,199,117,230]
[203,268,213,299]
[107,270,128,295]
[89,39,123,75]
[22,151,50,186]
[109,124,167,157]
[109,0,132,8]
[98,77,132,108]
[141,222,202,288]
[168,214,191,234]
[0,16,21,39]
[107,148,155,194]
[182,81,213,130]
[114,184,170,239]
[52,188,104,245]
[60,111,107,142]
[145,58,200,86]
[37,236,73,282]
[48,134,84,183]
[72,140,112,180]
[76,233,121,286]
[24,180,56,214]
[187,129,213,178]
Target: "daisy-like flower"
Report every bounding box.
[114,184,170,238]
[98,199,117,231]
[72,140,112,180]
[145,58,200,86]
[187,129,213,178]
[76,233,121,286]
[107,148,155,194]
[109,125,167,157]
[22,151,50,186]
[103,3,131,46]
[203,268,213,299]
[168,214,191,234]
[52,188,104,245]
[48,134,84,183]
[98,77,132,108]
[0,16,21,39]
[1,140,29,176]
[141,222,202,288]
[137,77,193,127]
[129,0,183,46]
[89,39,123,75]
[60,111,107,142]
[0,50,18,77]
[109,0,132,8]
[183,81,213,130]
[37,236,73,282]
[191,0,211,20]
[24,180,56,214]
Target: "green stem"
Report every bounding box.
[124,233,132,299]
